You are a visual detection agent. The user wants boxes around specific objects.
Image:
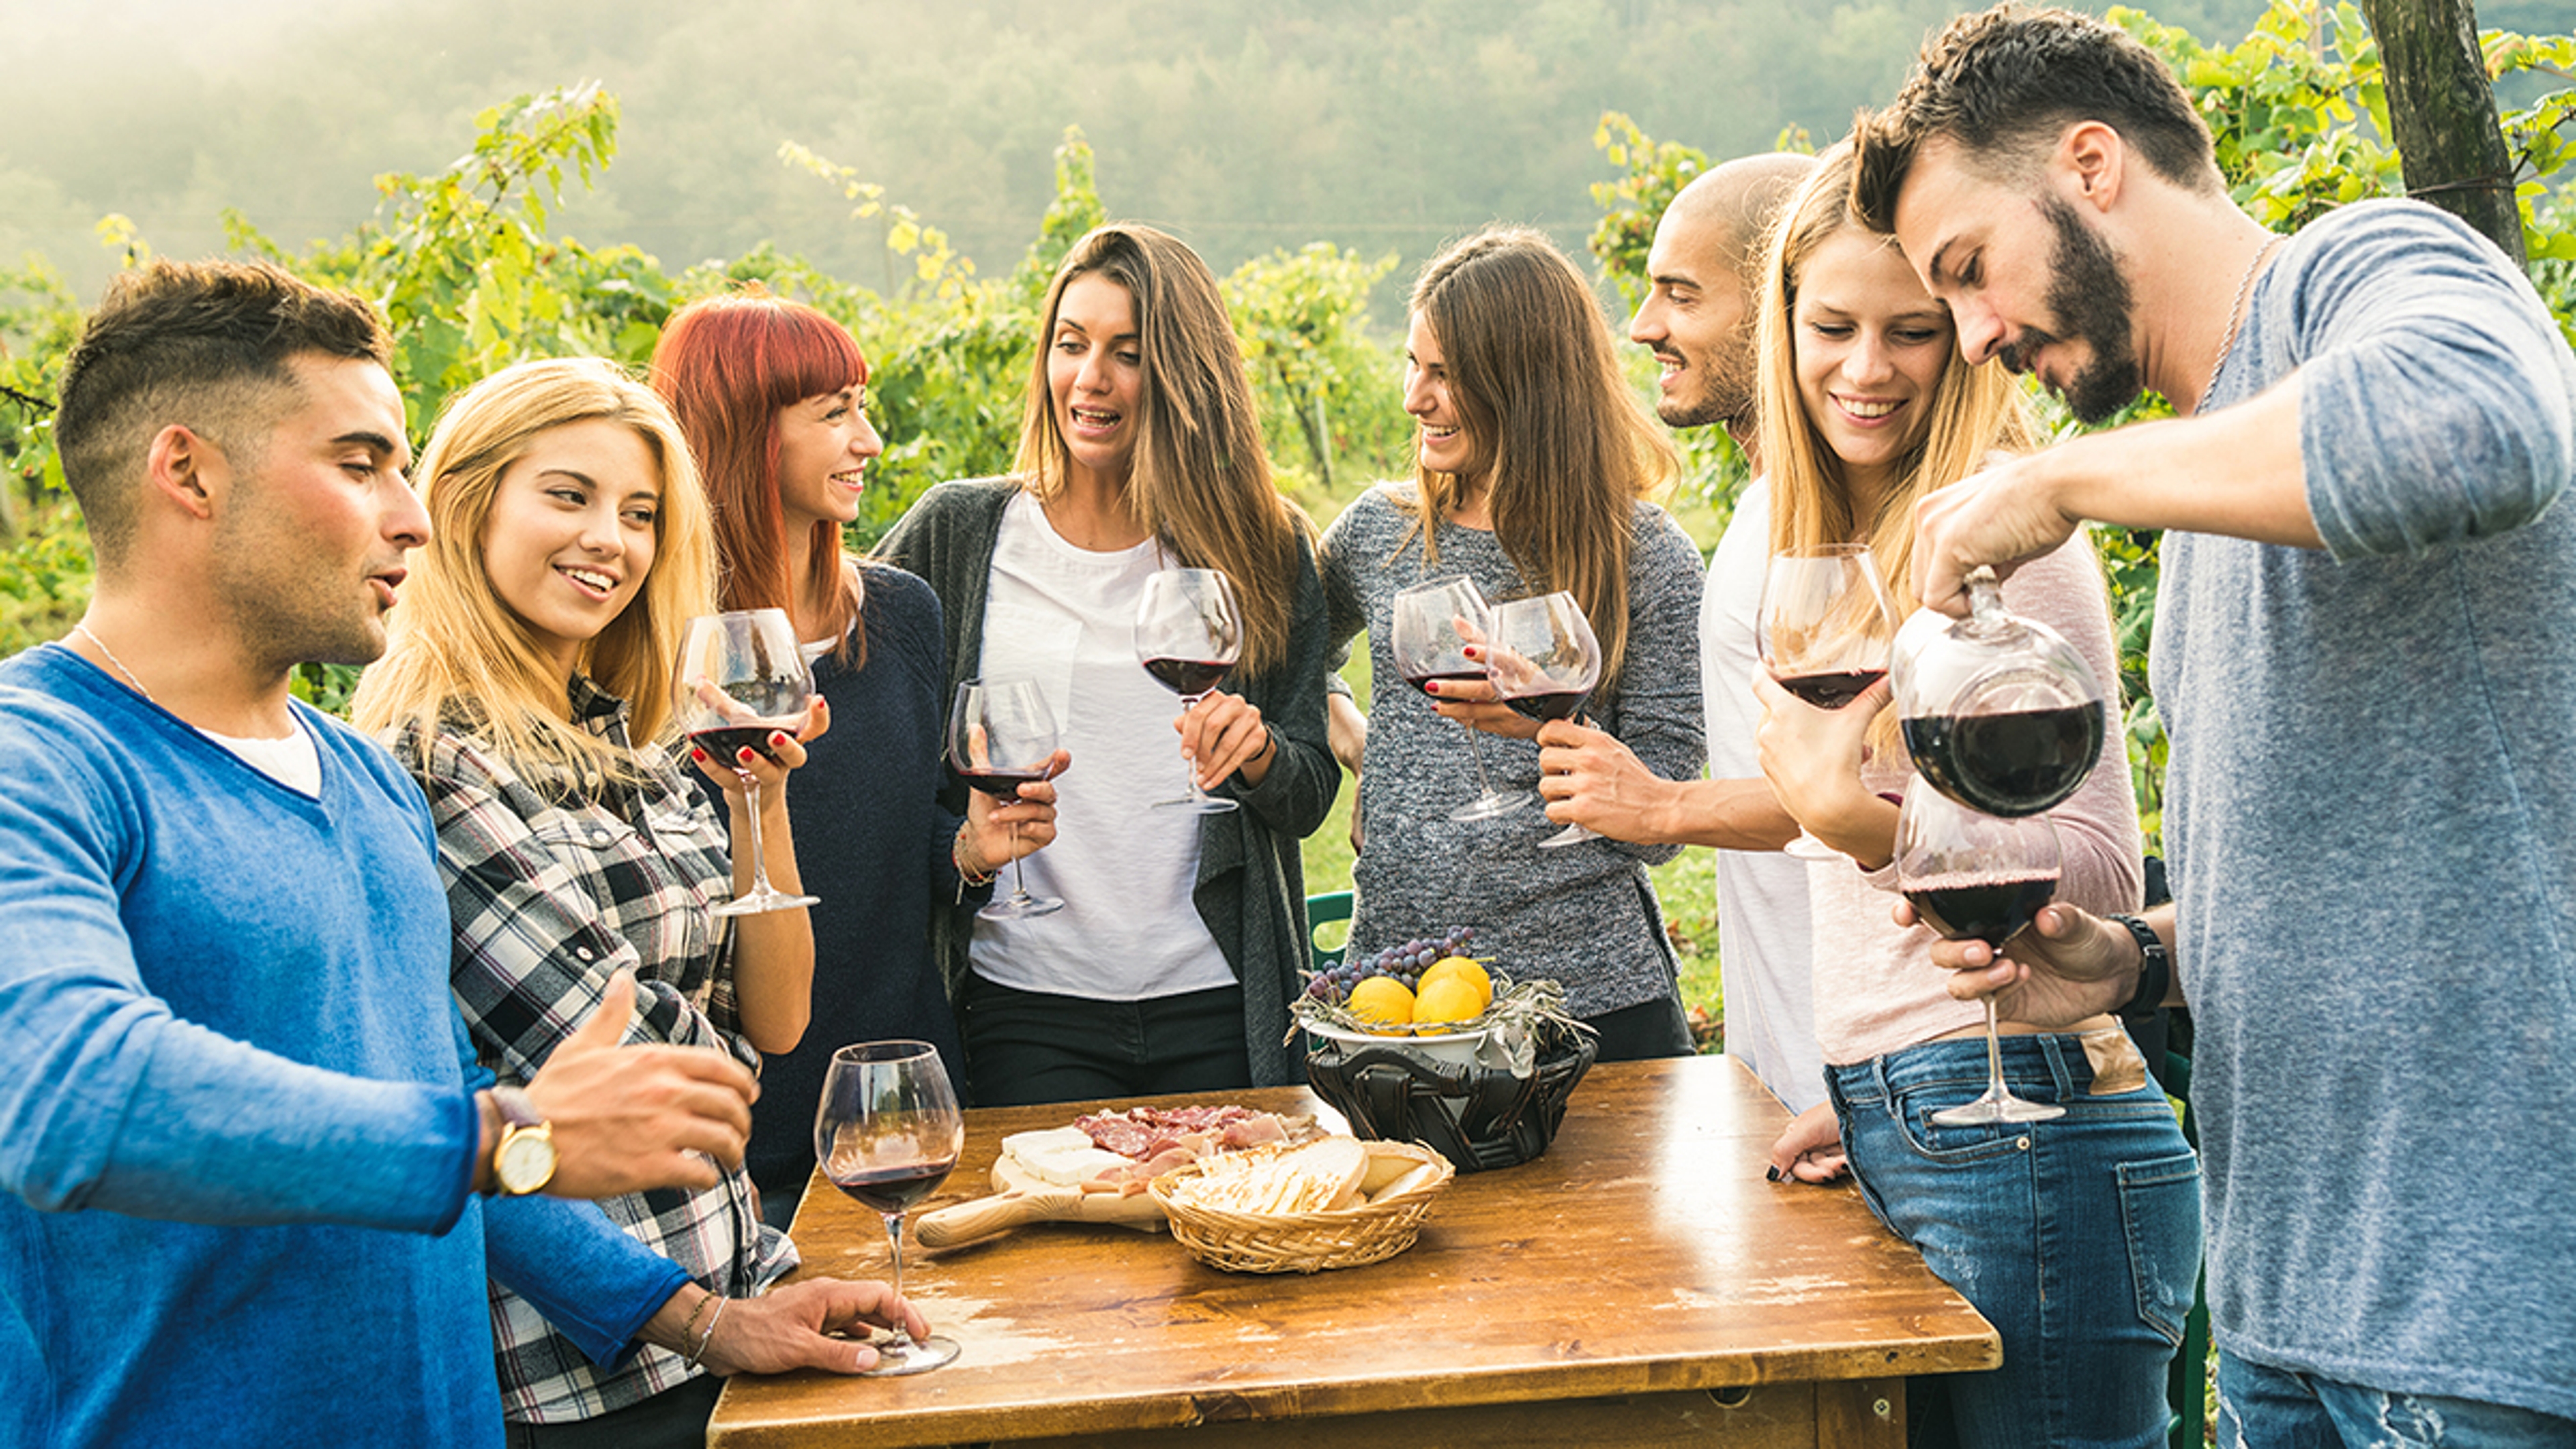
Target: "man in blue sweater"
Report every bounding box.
[0,260,908,1448]
[1853,6,2576,1443]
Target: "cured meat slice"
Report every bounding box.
[1067,1106,1306,1195]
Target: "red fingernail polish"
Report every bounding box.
[1424,682,1439,694]
[691,748,708,761]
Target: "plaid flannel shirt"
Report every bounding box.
[397,678,794,1423]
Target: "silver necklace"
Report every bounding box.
[2210,233,2284,388]
[69,623,156,704]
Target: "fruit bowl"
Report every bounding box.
[1299,1018,1494,1067]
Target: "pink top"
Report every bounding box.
[1806,535,2145,1067]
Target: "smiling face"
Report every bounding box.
[1045,273,1144,487]
[774,384,881,531]
[1629,205,1758,430]
[1402,310,1479,479]
[1790,227,1955,502]
[211,353,425,670]
[479,417,662,676]
[1892,139,2144,424]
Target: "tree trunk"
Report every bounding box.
[2358,0,2525,264]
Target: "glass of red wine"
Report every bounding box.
[1756,545,1898,861]
[673,608,820,917]
[1483,591,1602,849]
[815,1040,966,1375]
[1135,567,1244,815]
[1894,777,2067,1126]
[1894,566,2108,818]
[1391,575,1523,822]
[946,678,1063,920]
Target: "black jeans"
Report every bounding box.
[1581,991,1695,1062]
[502,1373,723,1449]
[960,975,1252,1107]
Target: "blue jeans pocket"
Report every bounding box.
[2118,1149,2202,1347]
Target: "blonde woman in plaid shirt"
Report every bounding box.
[356,358,926,1448]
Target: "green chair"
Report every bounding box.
[2164,1046,2212,1449]
[1305,890,1353,975]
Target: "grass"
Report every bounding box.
[1295,635,1726,1051]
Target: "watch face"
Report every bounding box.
[498,1130,557,1194]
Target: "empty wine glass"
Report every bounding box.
[673,608,819,916]
[947,679,1062,920]
[1134,568,1244,815]
[1756,545,1898,861]
[1483,591,1602,849]
[1390,575,1523,822]
[1894,778,2066,1126]
[815,1040,967,1375]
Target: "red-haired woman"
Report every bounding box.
[651,291,1060,1224]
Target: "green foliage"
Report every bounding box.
[1222,243,1406,498]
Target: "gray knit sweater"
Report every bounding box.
[873,478,1338,1087]
[1318,486,1706,1017]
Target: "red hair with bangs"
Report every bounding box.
[651,289,871,661]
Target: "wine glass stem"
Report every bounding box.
[740,776,774,897]
[1463,722,1500,798]
[1007,818,1030,904]
[1180,692,1210,803]
[883,1212,911,1333]
[1980,996,2008,1099]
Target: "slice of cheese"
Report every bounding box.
[1002,1127,1133,1187]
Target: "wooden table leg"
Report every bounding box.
[1815,1378,1904,1448]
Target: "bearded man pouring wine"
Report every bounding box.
[1858,6,2576,1440]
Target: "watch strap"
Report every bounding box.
[2109,913,2171,1022]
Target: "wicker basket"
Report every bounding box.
[1148,1140,1454,1274]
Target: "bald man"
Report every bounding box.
[1538,154,1833,1119]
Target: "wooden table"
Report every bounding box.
[709,1055,1996,1448]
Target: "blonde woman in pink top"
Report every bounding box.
[1742,145,2198,1448]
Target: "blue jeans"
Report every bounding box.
[1827,1031,2202,1449]
[2215,1352,2576,1447]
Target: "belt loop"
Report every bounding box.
[2040,1031,2078,1096]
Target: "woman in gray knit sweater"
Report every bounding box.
[1319,227,1707,1060]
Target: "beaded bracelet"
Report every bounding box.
[952,829,996,888]
[683,1295,730,1369]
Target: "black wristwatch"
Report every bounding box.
[2108,914,2171,1023]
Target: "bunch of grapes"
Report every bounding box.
[1303,924,1477,1004]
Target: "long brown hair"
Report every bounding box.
[651,289,869,664]
[1403,225,1678,686]
[1013,224,1307,676]
[352,358,716,790]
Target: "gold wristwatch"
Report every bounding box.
[488,1085,558,1196]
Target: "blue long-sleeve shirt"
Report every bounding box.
[0,645,686,1446]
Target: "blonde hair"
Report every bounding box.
[1402,226,1678,686]
[1757,144,2042,615]
[1012,223,1308,676]
[352,357,716,792]
[1753,144,2047,754]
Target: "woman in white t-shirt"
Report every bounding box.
[875,223,1336,1107]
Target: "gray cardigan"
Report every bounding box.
[873,478,1337,1087]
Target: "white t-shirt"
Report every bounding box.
[201,714,323,798]
[1699,479,1827,1112]
[967,491,1232,1000]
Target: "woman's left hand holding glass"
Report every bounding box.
[688,695,831,804]
[1175,691,1278,791]
[1751,670,1896,867]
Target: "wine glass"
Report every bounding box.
[673,608,820,916]
[815,1040,967,1375]
[1893,778,2066,1126]
[1134,568,1244,815]
[1483,592,1602,849]
[1756,545,1898,861]
[1391,576,1523,822]
[947,679,1063,920]
[1894,566,2109,818]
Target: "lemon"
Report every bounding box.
[1346,976,1416,1035]
[1418,956,1493,1011]
[1411,975,1488,1030]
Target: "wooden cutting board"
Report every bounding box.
[914,1151,1166,1248]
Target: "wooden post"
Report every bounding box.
[2356,0,2526,264]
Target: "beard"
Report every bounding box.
[1998,199,2143,425]
[1656,334,1757,431]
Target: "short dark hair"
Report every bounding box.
[1852,4,2220,235]
[54,259,390,567]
